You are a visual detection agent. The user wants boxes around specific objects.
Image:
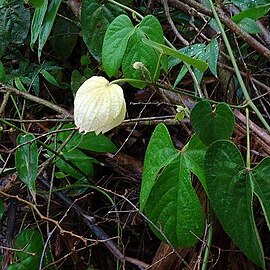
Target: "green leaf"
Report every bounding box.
[122,30,160,88]
[0,60,6,83]
[142,38,208,72]
[58,124,117,153]
[81,0,123,60]
[200,38,219,77]
[102,14,134,77]
[183,134,207,189]
[140,123,179,210]
[231,4,270,24]
[238,18,261,34]
[54,146,95,179]
[232,0,268,10]
[0,3,31,57]
[168,43,206,68]
[8,228,43,270]
[15,134,38,199]
[40,69,61,87]
[29,0,45,8]
[145,155,205,247]
[14,77,27,92]
[204,140,265,268]
[252,158,270,233]
[71,70,86,93]
[190,100,235,146]
[38,0,62,60]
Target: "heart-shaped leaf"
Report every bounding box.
[102,14,134,77]
[190,100,235,146]
[81,0,122,60]
[204,140,265,268]
[145,154,205,247]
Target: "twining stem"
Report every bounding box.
[246,107,251,169]
[208,0,270,134]
[201,211,213,270]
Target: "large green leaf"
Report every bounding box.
[190,100,235,146]
[231,4,270,24]
[0,3,30,57]
[30,0,48,49]
[145,155,205,247]
[8,228,43,270]
[81,0,122,60]
[183,134,207,189]
[252,158,270,232]
[204,140,265,268]
[38,0,62,60]
[15,134,38,199]
[102,14,134,77]
[140,124,179,210]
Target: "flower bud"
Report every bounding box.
[74,76,126,134]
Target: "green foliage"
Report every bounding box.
[102,14,167,88]
[38,0,62,59]
[204,140,268,268]
[58,124,118,153]
[230,3,270,34]
[81,0,123,60]
[142,38,208,72]
[0,1,30,57]
[190,100,235,146]
[0,60,6,82]
[145,154,205,247]
[141,124,206,247]
[8,228,54,270]
[15,134,38,200]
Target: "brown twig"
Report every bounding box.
[38,176,148,270]
[0,84,73,118]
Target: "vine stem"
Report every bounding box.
[246,107,251,169]
[208,0,270,134]
[201,211,213,270]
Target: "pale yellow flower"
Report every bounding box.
[74,76,126,134]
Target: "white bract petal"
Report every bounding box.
[74,76,126,134]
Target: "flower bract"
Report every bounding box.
[74,76,126,134]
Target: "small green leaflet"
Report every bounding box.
[190,100,235,146]
[38,0,62,60]
[142,38,208,72]
[15,134,38,200]
[30,0,48,50]
[204,140,270,268]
